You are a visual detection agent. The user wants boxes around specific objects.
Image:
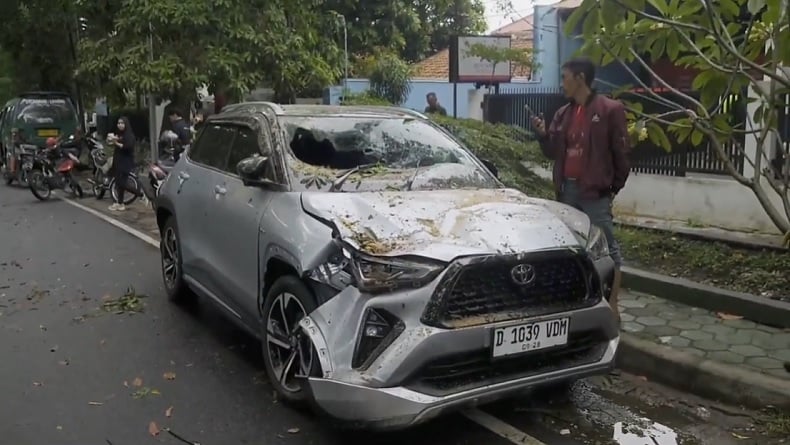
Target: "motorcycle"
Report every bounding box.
[141,131,183,209]
[86,133,140,205]
[27,142,85,201]
[4,143,41,186]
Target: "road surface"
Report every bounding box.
[0,185,780,445]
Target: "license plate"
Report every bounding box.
[37,129,59,137]
[492,317,570,358]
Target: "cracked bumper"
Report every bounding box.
[306,336,619,430]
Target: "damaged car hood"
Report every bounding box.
[301,188,592,262]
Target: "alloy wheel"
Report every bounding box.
[161,227,179,288]
[265,292,314,393]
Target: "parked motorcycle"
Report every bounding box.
[4,143,41,186]
[86,133,140,205]
[27,142,85,201]
[140,131,184,209]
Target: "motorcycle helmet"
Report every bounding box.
[46,137,58,148]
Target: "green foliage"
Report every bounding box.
[341,91,392,106]
[368,54,413,105]
[431,115,553,198]
[326,0,487,62]
[567,0,790,233]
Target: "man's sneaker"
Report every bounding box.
[108,203,120,211]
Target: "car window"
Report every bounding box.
[15,98,77,125]
[280,116,498,192]
[188,124,235,171]
[227,126,260,174]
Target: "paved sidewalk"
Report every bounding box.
[621,291,790,380]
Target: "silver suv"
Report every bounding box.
[155,103,619,430]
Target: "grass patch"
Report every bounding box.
[616,226,790,297]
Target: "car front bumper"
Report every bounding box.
[305,336,618,430]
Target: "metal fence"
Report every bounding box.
[483,88,748,177]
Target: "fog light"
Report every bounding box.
[352,308,404,369]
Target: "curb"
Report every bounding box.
[622,266,790,329]
[618,334,790,410]
[615,220,786,252]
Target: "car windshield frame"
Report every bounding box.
[278,114,499,193]
[15,97,78,125]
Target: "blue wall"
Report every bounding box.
[540,5,640,91]
[326,79,546,119]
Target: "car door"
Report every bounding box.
[174,123,236,299]
[211,120,281,322]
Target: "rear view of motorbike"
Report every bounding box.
[28,148,84,201]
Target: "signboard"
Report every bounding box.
[449,35,513,84]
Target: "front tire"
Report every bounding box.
[93,171,106,199]
[160,217,195,304]
[28,170,51,201]
[261,276,320,405]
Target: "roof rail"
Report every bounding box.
[219,101,284,115]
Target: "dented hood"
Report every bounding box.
[300,188,592,262]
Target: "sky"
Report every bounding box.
[484,0,556,32]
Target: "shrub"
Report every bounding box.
[367,54,412,105]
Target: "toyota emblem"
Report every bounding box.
[510,264,536,286]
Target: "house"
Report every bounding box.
[412,16,536,81]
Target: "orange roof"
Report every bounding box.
[412,16,534,80]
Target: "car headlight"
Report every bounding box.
[347,250,445,293]
[586,225,610,260]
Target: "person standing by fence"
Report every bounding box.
[531,57,631,322]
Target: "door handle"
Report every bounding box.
[214,184,227,195]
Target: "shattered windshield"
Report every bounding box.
[281,116,498,192]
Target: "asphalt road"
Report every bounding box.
[0,185,778,445]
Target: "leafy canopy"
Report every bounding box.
[566,0,790,235]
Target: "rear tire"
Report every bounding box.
[93,171,106,199]
[160,217,195,304]
[110,174,140,205]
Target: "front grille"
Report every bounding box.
[421,251,597,328]
[405,330,608,396]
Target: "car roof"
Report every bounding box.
[217,102,429,120]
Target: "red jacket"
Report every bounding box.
[538,93,631,200]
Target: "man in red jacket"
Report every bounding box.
[531,57,630,322]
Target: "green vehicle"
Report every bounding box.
[0,91,80,158]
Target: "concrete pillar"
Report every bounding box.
[467,88,486,121]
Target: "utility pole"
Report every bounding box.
[148,22,157,162]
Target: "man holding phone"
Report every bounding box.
[531,57,630,322]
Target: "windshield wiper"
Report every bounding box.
[404,158,424,191]
[328,163,381,192]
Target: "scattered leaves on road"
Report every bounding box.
[132,377,143,387]
[132,387,161,399]
[148,421,160,436]
[165,406,174,418]
[88,401,103,406]
[163,371,176,381]
[716,312,744,320]
[33,381,43,387]
[101,287,147,314]
[58,359,70,366]
[287,427,300,434]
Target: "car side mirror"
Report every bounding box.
[481,158,499,178]
[237,155,272,187]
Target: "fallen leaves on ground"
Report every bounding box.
[88,401,103,406]
[716,312,744,320]
[287,427,300,434]
[132,387,161,399]
[101,287,147,314]
[165,406,173,418]
[132,377,143,387]
[163,371,176,380]
[148,421,160,436]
